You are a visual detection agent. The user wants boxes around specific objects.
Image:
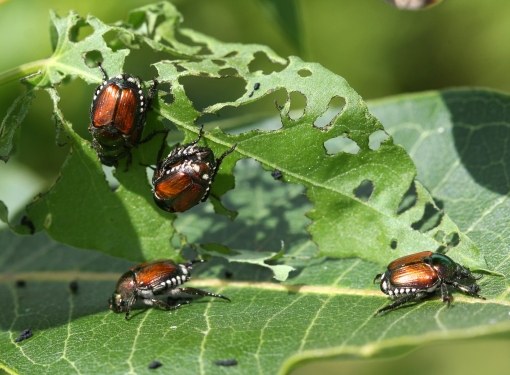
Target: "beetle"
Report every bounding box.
[374,251,485,315]
[89,63,158,166]
[152,127,236,212]
[109,259,230,320]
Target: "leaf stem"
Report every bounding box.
[0,59,49,86]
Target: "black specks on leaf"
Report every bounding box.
[271,169,283,180]
[69,280,79,294]
[148,360,163,370]
[15,329,33,343]
[15,280,26,288]
[214,358,238,367]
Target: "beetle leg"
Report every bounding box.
[450,281,486,300]
[440,283,452,306]
[145,298,191,311]
[375,292,427,315]
[174,287,231,302]
[140,129,169,146]
[200,144,237,203]
[146,79,159,110]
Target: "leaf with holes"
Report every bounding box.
[0,3,484,272]
[0,147,508,374]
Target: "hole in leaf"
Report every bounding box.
[197,45,212,55]
[288,91,306,121]
[219,68,238,77]
[175,31,210,50]
[248,51,285,74]
[156,81,174,106]
[69,19,92,43]
[390,239,398,249]
[314,96,346,129]
[174,63,187,73]
[369,130,390,150]
[353,179,374,201]
[397,181,417,215]
[433,230,446,242]
[223,51,238,58]
[202,88,287,133]
[84,51,103,68]
[411,202,444,233]
[212,59,226,66]
[103,30,127,52]
[445,231,460,247]
[298,69,312,77]
[179,75,246,112]
[435,232,460,254]
[324,135,360,155]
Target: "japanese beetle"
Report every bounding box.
[109,259,230,320]
[89,63,158,166]
[374,251,485,315]
[152,127,236,212]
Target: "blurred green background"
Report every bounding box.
[1,0,510,374]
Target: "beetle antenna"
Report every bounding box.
[97,62,108,81]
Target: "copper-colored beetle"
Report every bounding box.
[374,251,485,315]
[109,259,230,320]
[89,63,157,166]
[152,128,236,212]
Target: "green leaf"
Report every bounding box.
[0,91,34,162]
[0,4,485,281]
[21,88,176,261]
[369,87,510,284]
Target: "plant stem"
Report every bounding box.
[0,59,49,86]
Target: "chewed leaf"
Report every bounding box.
[1,4,483,270]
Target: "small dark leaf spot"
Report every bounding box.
[84,50,103,68]
[390,239,398,249]
[369,130,390,150]
[248,82,261,98]
[248,51,285,74]
[288,91,307,120]
[148,360,163,369]
[324,135,360,155]
[15,329,33,343]
[271,169,283,180]
[298,69,312,77]
[16,280,26,288]
[69,280,79,294]
[314,96,346,129]
[214,359,238,367]
[353,179,374,201]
